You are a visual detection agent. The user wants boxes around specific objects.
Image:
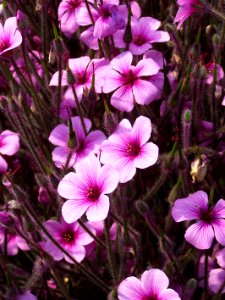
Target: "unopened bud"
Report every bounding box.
[38,187,50,204]
[103,111,118,135]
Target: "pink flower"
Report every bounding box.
[0,130,20,173]
[171,191,225,249]
[0,212,29,256]
[58,0,93,38]
[16,291,37,300]
[113,17,170,55]
[50,56,109,105]
[40,217,94,263]
[58,155,119,223]
[103,51,160,112]
[0,16,22,56]
[174,0,205,29]
[100,116,159,183]
[209,248,225,294]
[117,268,181,300]
[48,116,106,168]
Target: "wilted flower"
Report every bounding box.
[100,116,159,183]
[171,191,225,249]
[117,268,181,300]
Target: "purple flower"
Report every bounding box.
[58,155,119,223]
[0,130,20,173]
[0,16,22,56]
[117,268,181,300]
[103,51,160,112]
[40,217,94,263]
[171,191,225,249]
[48,116,106,169]
[209,248,225,294]
[100,116,159,183]
[174,0,204,29]
[114,17,170,55]
[16,291,37,300]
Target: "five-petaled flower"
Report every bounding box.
[40,217,94,263]
[172,191,225,249]
[100,116,159,183]
[58,155,119,223]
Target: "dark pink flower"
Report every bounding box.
[172,191,225,249]
[114,17,170,55]
[103,51,160,112]
[0,16,22,56]
[174,0,205,29]
[58,155,119,222]
[100,116,159,183]
[40,217,94,263]
[117,268,181,300]
[48,116,106,168]
[0,130,20,173]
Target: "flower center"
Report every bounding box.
[126,143,140,157]
[0,39,9,52]
[143,295,158,300]
[133,34,146,46]
[99,4,112,18]
[124,70,138,85]
[76,73,87,85]
[69,0,82,8]
[200,209,214,223]
[86,186,101,201]
[63,231,75,243]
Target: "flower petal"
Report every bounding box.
[86,194,110,222]
[132,116,152,145]
[48,124,69,147]
[211,219,225,246]
[209,268,225,294]
[117,276,146,300]
[111,85,134,112]
[141,269,169,296]
[132,79,160,105]
[158,289,181,300]
[184,221,214,249]
[134,142,159,169]
[62,199,91,223]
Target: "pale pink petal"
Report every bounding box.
[129,42,152,55]
[132,79,159,105]
[103,70,124,93]
[216,248,225,269]
[75,155,100,185]
[62,199,91,223]
[94,16,115,39]
[111,51,133,74]
[49,70,68,86]
[184,221,214,249]
[71,116,91,143]
[132,116,152,145]
[212,199,225,218]
[75,225,95,245]
[111,85,134,112]
[113,29,126,49]
[64,244,85,263]
[76,5,96,26]
[43,220,63,236]
[52,147,76,169]
[171,191,209,222]
[117,276,146,300]
[82,130,106,155]
[6,236,19,255]
[69,57,90,75]
[48,124,69,147]
[131,1,141,18]
[147,31,170,43]
[158,289,181,300]
[98,164,119,194]
[134,142,159,169]
[212,219,225,246]
[86,194,110,222]
[209,268,225,294]
[0,130,20,155]
[134,59,160,77]
[141,17,161,31]
[141,269,169,296]
[80,26,99,50]
[16,236,30,251]
[58,172,85,199]
[0,155,8,173]
[39,240,63,261]
[4,17,22,50]
[144,50,164,69]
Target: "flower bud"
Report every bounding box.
[38,187,50,204]
[190,155,208,183]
